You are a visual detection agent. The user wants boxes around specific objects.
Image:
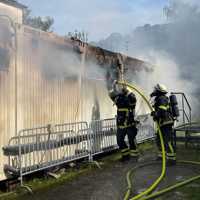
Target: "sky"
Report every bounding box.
[18,0,168,41]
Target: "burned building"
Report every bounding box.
[0,1,151,181]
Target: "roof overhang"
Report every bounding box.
[0,0,27,10]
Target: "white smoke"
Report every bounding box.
[35,38,114,122]
[132,51,195,95]
[132,50,198,118]
[97,0,200,119]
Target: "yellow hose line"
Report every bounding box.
[123,161,161,200]
[142,160,200,200]
[124,160,200,200]
[118,81,166,200]
[178,160,200,165]
[119,82,200,200]
[124,169,133,200]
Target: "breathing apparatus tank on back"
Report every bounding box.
[169,94,180,120]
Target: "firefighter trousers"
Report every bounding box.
[117,126,138,157]
[156,124,176,160]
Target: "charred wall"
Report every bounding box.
[0,22,150,181]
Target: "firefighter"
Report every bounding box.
[150,84,176,164]
[109,81,138,161]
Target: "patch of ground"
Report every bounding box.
[2,143,200,200]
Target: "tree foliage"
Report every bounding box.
[23,9,54,32]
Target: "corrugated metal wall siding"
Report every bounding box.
[81,79,115,121]
[0,19,15,180]
[17,26,81,129]
[0,24,116,180]
[0,70,16,180]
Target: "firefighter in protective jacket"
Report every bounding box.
[109,81,138,161]
[150,84,176,164]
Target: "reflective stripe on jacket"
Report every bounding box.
[154,95,174,127]
[109,91,136,128]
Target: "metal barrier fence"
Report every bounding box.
[89,118,117,158]
[136,114,155,143]
[3,116,155,184]
[4,122,89,183]
[89,115,155,159]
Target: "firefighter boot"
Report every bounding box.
[167,153,176,166]
[119,148,130,162]
[129,149,139,162]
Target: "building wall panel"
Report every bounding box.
[0,23,148,180]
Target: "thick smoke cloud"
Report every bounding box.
[132,0,200,117]
[97,0,200,118]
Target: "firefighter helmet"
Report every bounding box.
[154,84,168,94]
[121,85,129,94]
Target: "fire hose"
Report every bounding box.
[117,81,200,200]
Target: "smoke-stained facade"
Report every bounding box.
[0,16,149,180]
